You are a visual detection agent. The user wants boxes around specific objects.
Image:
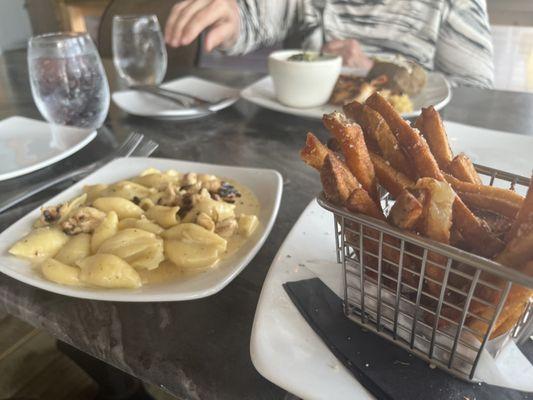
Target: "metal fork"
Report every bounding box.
[131,85,214,107]
[130,138,159,158]
[0,132,143,214]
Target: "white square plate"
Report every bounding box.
[0,157,282,302]
[240,72,451,119]
[112,76,240,119]
[0,116,96,181]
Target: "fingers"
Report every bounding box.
[322,39,346,52]
[324,39,361,56]
[165,0,209,47]
[181,0,227,46]
[323,39,373,69]
[165,1,187,43]
[165,0,238,50]
[204,21,236,52]
[343,40,364,67]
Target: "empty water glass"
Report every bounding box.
[27,32,110,130]
[112,14,167,86]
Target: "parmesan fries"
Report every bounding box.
[301,93,532,338]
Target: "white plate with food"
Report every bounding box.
[240,72,450,120]
[0,116,97,181]
[112,76,240,119]
[0,157,282,302]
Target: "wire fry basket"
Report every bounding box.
[317,164,533,382]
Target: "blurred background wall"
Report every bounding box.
[0,0,531,92]
[0,0,33,52]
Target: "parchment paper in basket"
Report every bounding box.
[301,260,533,392]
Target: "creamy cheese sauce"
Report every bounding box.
[139,179,260,285]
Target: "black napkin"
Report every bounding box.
[284,278,531,400]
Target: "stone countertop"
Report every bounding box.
[0,50,532,399]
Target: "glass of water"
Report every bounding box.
[112,14,167,86]
[27,32,110,130]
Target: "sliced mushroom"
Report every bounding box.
[215,218,238,238]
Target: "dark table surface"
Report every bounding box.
[0,49,532,400]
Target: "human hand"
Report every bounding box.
[165,0,240,52]
[322,39,374,70]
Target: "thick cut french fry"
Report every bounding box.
[366,93,503,257]
[496,176,533,269]
[496,229,533,270]
[344,101,415,178]
[490,306,524,339]
[450,228,467,248]
[346,188,385,220]
[369,152,414,198]
[470,259,533,330]
[459,192,520,219]
[342,101,378,151]
[453,199,504,258]
[468,276,533,339]
[323,112,379,201]
[300,132,333,171]
[320,154,360,205]
[491,282,532,338]
[388,190,423,230]
[444,173,524,218]
[449,153,482,185]
[473,210,513,241]
[506,176,533,243]
[414,106,453,170]
[366,92,443,181]
[327,137,342,153]
[344,222,403,288]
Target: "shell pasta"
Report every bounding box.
[9,169,260,289]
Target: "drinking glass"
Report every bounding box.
[27,32,110,130]
[112,14,167,86]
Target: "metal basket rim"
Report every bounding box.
[317,190,533,289]
[473,163,531,187]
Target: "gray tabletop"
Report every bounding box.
[0,49,532,399]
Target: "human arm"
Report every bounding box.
[434,0,494,88]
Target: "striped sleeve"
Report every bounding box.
[225,0,302,55]
[434,0,494,88]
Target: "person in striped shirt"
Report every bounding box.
[165,0,494,88]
